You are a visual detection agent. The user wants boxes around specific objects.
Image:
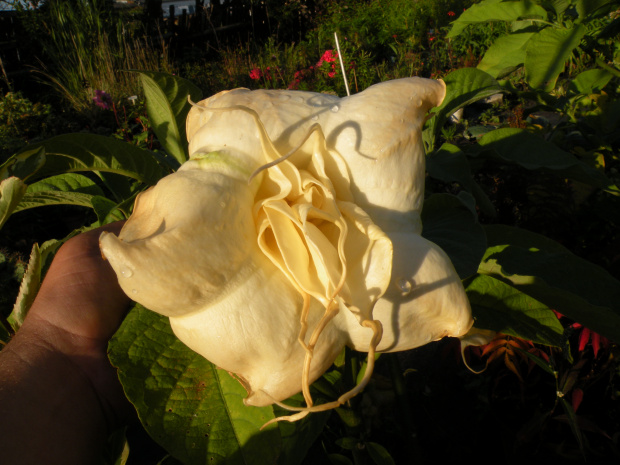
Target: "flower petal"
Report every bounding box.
[340,232,472,352]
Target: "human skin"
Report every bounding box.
[0,222,132,465]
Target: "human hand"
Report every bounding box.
[19,221,133,429]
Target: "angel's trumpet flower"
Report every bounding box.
[100,78,473,419]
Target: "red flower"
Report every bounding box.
[249,68,262,80]
[317,49,338,67]
[328,71,336,78]
[554,311,609,357]
[447,11,456,16]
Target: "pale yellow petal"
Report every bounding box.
[340,232,473,352]
[100,165,256,317]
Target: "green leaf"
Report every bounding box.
[525,25,587,91]
[478,32,535,78]
[0,145,45,181]
[421,193,487,279]
[335,437,359,450]
[476,128,617,192]
[465,274,564,347]
[0,177,27,230]
[91,196,127,225]
[328,454,353,465]
[109,305,281,465]
[576,0,613,19]
[138,71,203,165]
[425,68,501,152]
[447,0,547,38]
[26,172,104,196]
[478,225,620,343]
[6,238,62,332]
[7,243,41,332]
[549,0,571,17]
[15,134,167,185]
[426,143,473,191]
[275,394,330,465]
[366,442,395,465]
[568,68,613,94]
[10,172,106,214]
[97,172,136,203]
[14,191,95,212]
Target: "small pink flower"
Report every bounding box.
[328,71,336,78]
[249,68,262,80]
[93,90,113,110]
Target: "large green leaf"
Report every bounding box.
[0,177,27,230]
[421,193,487,279]
[465,274,564,347]
[576,0,614,19]
[525,24,587,91]
[26,172,104,195]
[478,225,620,343]
[109,305,281,465]
[447,0,547,38]
[568,68,613,95]
[13,134,167,185]
[475,127,618,192]
[549,0,571,17]
[138,71,203,166]
[478,32,535,78]
[0,145,45,181]
[14,191,95,212]
[13,173,106,213]
[426,143,473,191]
[424,68,502,152]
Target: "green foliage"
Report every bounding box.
[447,0,620,91]
[109,305,281,465]
[479,224,620,343]
[138,71,203,165]
[14,0,172,113]
[0,93,53,161]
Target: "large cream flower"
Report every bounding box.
[100,78,473,418]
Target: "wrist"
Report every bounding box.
[14,314,126,434]
[0,327,110,464]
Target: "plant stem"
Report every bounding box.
[595,57,620,78]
